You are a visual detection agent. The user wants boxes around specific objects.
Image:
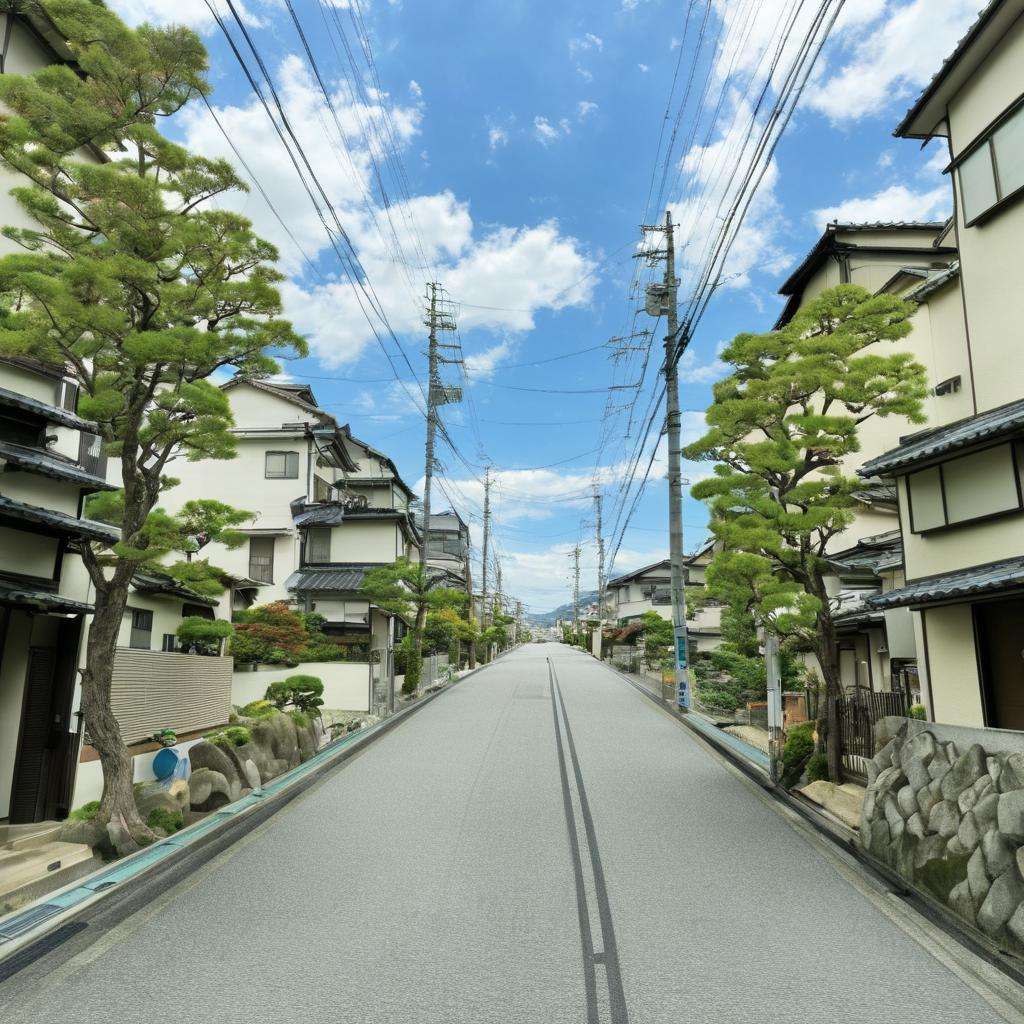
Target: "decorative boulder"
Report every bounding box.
[253,712,300,768]
[136,779,190,820]
[939,745,986,802]
[188,741,242,801]
[190,767,232,811]
[998,789,1024,842]
[977,869,1024,937]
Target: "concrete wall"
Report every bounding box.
[948,14,1024,414]
[232,661,371,712]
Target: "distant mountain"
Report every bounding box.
[529,591,599,627]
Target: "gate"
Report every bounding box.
[370,647,393,717]
[835,686,911,777]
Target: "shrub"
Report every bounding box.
[239,699,276,719]
[205,725,252,748]
[147,808,184,834]
[288,709,310,729]
[69,800,100,822]
[264,675,325,714]
[300,638,346,662]
[231,601,307,665]
[177,616,233,656]
[805,752,829,783]
[909,703,927,721]
[152,728,178,747]
[780,721,816,789]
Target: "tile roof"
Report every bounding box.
[0,439,114,491]
[285,565,372,593]
[828,530,903,574]
[131,570,217,606]
[868,556,1024,610]
[0,582,93,615]
[894,0,1020,139]
[859,397,1024,477]
[0,384,98,433]
[0,494,119,543]
[906,261,960,302]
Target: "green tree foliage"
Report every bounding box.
[264,675,324,716]
[684,285,925,780]
[637,611,673,670]
[0,1,305,852]
[175,616,232,655]
[360,558,466,693]
[231,602,355,665]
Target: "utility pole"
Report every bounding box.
[593,488,606,619]
[515,599,523,645]
[766,632,783,783]
[481,466,492,632]
[642,210,691,709]
[417,283,460,672]
[465,534,476,670]
[571,544,581,640]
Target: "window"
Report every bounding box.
[908,443,1024,532]
[55,379,78,412]
[306,527,331,563]
[128,608,153,650]
[313,474,332,501]
[78,431,107,478]
[265,450,299,479]
[162,633,177,652]
[958,102,1024,223]
[249,536,275,583]
[428,533,464,557]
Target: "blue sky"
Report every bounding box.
[111,0,980,614]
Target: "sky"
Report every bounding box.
[109,0,981,616]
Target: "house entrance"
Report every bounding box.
[977,599,1024,730]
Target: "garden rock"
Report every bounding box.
[949,880,977,927]
[983,829,1015,878]
[241,758,262,791]
[907,812,925,839]
[1000,752,1024,793]
[59,816,110,854]
[896,785,918,818]
[1008,905,1024,947]
[253,713,300,768]
[977,869,1024,937]
[135,779,189,820]
[998,789,1024,842]
[957,812,981,853]
[967,846,990,904]
[974,792,1000,831]
[928,800,960,839]
[916,785,939,818]
[940,745,986,802]
[190,768,232,811]
[907,762,931,792]
[900,731,935,770]
[188,741,242,801]
[914,833,948,871]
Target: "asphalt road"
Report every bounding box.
[1,644,1016,1022]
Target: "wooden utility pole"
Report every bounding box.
[571,544,581,639]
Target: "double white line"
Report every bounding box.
[548,657,629,1024]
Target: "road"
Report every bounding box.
[1,644,1017,1023]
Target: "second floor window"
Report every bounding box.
[959,102,1024,224]
[265,450,299,479]
[306,527,331,563]
[249,536,275,583]
[128,608,153,650]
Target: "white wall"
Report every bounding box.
[232,661,370,712]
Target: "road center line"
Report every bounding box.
[548,657,630,1024]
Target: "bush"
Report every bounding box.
[231,602,307,665]
[69,800,100,822]
[152,728,177,747]
[176,616,233,655]
[909,703,927,720]
[205,725,252,748]
[147,807,184,834]
[780,721,816,789]
[805,752,829,783]
[288,709,310,729]
[264,675,325,714]
[239,699,276,719]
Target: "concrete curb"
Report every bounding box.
[0,651,510,980]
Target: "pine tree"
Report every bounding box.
[684,285,925,781]
[0,1,305,851]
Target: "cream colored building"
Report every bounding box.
[863,0,1024,729]
[607,543,722,655]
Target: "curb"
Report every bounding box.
[0,653,505,981]
[602,656,1024,992]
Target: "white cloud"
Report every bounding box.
[669,92,791,292]
[577,101,599,121]
[678,344,728,384]
[638,63,650,73]
[463,341,513,380]
[533,116,568,146]
[811,183,951,230]
[568,33,603,55]
[107,0,261,29]
[408,80,423,99]
[806,0,981,122]
[180,55,596,366]
[488,127,509,150]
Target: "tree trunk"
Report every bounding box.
[814,605,844,784]
[80,573,154,855]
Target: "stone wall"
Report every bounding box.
[860,720,1024,950]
